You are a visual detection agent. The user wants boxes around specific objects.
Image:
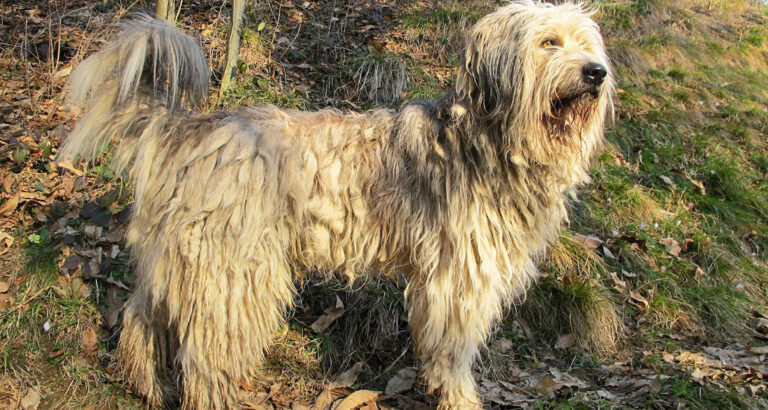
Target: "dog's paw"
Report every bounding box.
[436,390,483,410]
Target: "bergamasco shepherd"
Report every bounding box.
[60,1,612,407]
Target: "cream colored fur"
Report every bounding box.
[60,2,613,408]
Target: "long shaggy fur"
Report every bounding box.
[61,2,613,408]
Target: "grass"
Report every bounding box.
[349,51,410,107]
[658,375,750,408]
[566,0,768,342]
[2,0,768,407]
[405,68,445,100]
[401,4,482,29]
[217,75,313,110]
[22,229,59,287]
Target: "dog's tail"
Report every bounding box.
[59,13,208,171]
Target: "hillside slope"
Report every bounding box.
[0,0,766,408]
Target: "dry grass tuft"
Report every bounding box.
[572,289,624,355]
[647,292,702,334]
[607,186,663,230]
[518,234,624,355]
[520,279,623,356]
[546,233,607,282]
[352,52,410,106]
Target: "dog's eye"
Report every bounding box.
[541,39,560,48]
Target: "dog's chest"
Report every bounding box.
[458,181,570,278]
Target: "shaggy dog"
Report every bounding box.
[60,1,612,408]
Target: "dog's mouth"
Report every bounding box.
[546,86,600,134]
[544,87,600,141]
[550,87,599,118]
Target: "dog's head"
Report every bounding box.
[456,0,613,170]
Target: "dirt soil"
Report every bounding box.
[1,0,768,409]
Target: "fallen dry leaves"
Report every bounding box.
[0,193,20,216]
[549,367,589,392]
[660,237,682,257]
[333,361,364,389]
[661,347,767,393]
[554,333,577,350]
[312,389,337,410]
[0,230,13,254]
[535,376,559,398]
[608,271,627,292]
[574,233,603,249]
[80,326,98,362]
[686,175,706,195]
[311,295,345,333]
[660,175,675,188]
[312,363,423,409]
[313,361,366,410]
[384,367,417,396]
[628,290,651,313]
[332,390,381,410]
[20,386,40,410]
[478,379,530,406]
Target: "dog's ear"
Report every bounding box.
[456,15,523,122]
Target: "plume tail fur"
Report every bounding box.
[60,13,208,173]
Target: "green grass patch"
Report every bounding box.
[402,5,481,29]
[405,67,445,101]
[218,76,313,110]
[659,376,750,408]
[23,229,59,286]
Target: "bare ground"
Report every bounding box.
[1,0,768,408]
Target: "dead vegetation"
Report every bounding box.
[1,0,768,408]
[352,51,409,106]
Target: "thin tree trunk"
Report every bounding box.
[219,0,246,97]
[156,0,176,24]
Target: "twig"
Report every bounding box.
[174,0,185,23]
[369,345,410,383]
[277,21,302,61]
[5,286,54,313]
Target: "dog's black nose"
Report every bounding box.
[582,62,607,86]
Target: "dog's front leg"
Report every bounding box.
[406,253,507,410]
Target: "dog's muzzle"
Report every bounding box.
[582,62,607,86]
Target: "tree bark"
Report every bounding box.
[219,0,246,97]
[156,0,176,24]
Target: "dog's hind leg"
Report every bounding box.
[174,239,296,409]
[118,291,178,407]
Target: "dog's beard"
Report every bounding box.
[546,86,599,142]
